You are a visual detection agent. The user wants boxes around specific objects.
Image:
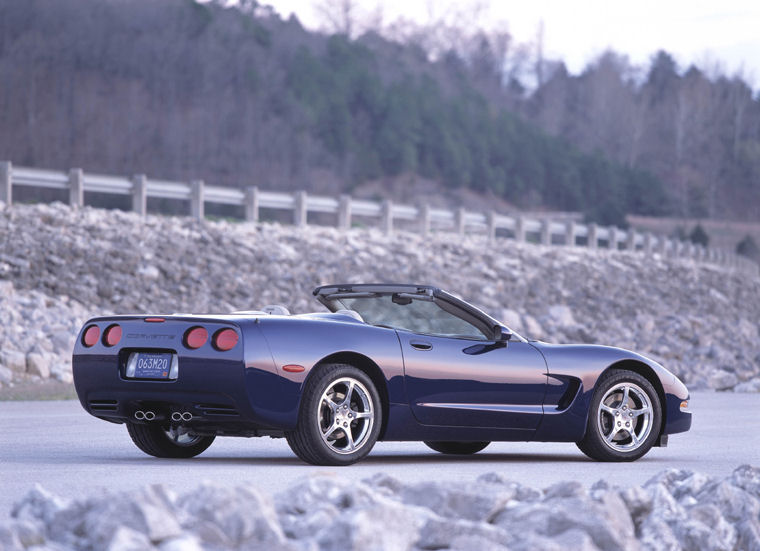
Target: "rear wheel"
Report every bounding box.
[286,364,381,466]
[126,423,215,458]
[424,441,490,455]
[577,369,662,462]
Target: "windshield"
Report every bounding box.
[337,295,489,340]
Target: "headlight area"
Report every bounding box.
[679,400,690,413]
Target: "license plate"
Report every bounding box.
[126,352,176,380]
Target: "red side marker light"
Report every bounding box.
[282,364,305,373]
[82,325,100,347]
[213,328,239,351]
[144,317,165,323]
[184,326,208,349]
[103,324,122,347]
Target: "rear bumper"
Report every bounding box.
[74,354,281,435]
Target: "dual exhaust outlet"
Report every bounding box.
[134,410,156,421]
[134,410,193,422]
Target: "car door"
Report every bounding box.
[399,330,548,431]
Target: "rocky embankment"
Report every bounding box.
[1,201,759,391]
[2,466,760,550]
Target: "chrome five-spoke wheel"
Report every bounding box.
[318,377,375,454]
[577,369,662,462]
[286,363,382,465]
[597,382,652,452]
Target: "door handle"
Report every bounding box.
[410,341,432,351]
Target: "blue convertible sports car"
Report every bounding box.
[73,283,691,465]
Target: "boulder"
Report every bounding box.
[708,369,739,390]
[0,350,26,373]
[0,365,13,384]
[26,353,51,379]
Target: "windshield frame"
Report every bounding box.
[314,283,526,342]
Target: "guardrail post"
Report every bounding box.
[245,186,259,222]
[381,199,393,235]
[338,194,352,230]
[294,191,307,226]
[626,229,637,251]
[656,236,667,256]
[69,168,84,207]
[486,211,496,244]
[608,227,618,249]
[0,161,11,206]
[644,233,654,256]
[132,174,147,217]
[587,224,598,250]
[565,221,576,246]
[191,180,204,220]
[514,216,525,242]
[540,219,551,245]
[673,239,682,258]
[455,208,466,235]
[420,204,430,236]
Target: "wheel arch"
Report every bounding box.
[600,359,667,437]
[305,351,391,440]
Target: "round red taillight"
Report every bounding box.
[213,328,238,351]
[82,325,100,347]
[103,324,122,347]
[184,326,208,349]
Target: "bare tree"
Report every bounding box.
[312,0,358,37]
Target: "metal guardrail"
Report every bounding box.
[0,161,756,274]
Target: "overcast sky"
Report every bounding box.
[265,0,760,85]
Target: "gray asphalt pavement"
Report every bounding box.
[1,391,758,517]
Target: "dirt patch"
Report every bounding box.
[0,381,77,401]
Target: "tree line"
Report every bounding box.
[0,0,756,227]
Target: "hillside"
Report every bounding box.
[1,202,758,392]
[0,0,668,226]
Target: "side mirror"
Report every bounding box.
[496,327,512,344]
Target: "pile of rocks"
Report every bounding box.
[2,465,759,550]
[0,201,759,391]
[0,280,96,386]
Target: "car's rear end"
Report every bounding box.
[72,315,269,436]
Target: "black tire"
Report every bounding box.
[424,441,490,455]
[286,363,382,466]
[126,423,215,459]
[576,369,662,462]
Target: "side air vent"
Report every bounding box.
[196,403,239,416]
[89,399,118,412]
[556,379,581,410]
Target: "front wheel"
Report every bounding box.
[424,441,490,455]
[286,364,382,466]
[577,369,662,462]
[127,423,215,458]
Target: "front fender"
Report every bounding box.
[530,342,686,442]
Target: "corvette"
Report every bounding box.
[72,283,691,465]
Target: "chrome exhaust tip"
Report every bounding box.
[143,411,156,421]
[134,410,145,420]
[171,412,183,422]
[181,412,193,421]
